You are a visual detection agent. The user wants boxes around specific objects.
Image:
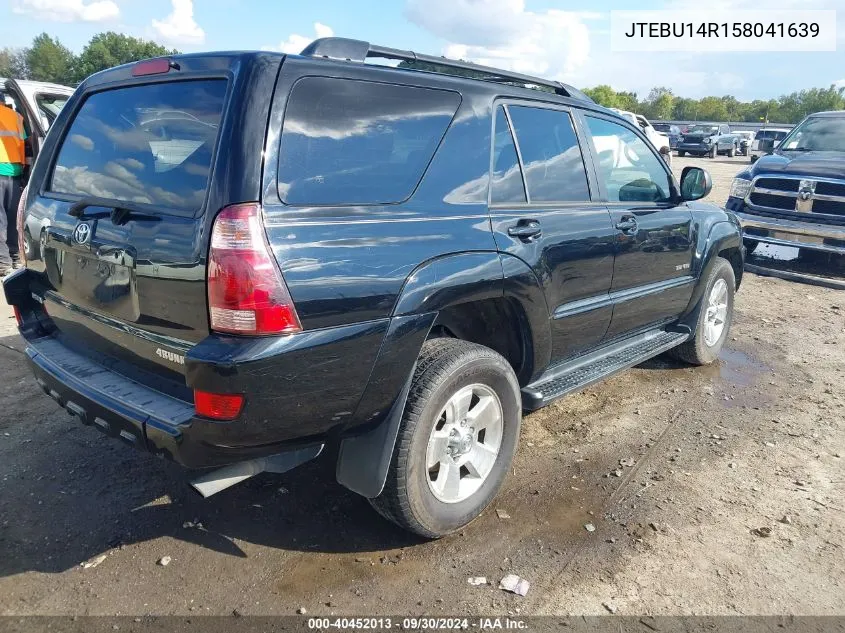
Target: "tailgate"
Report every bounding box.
[22,54,280,380]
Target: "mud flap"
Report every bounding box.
[335,371,414,498]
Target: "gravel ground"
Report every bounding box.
[0,154,843,617]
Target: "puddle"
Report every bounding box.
[701,347,768,388]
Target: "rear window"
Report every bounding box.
[756,130,788,140]
[49,80,226,215]
[278,77,460,206]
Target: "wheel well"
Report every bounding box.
[719,246,744,290]
[429,298,532,386]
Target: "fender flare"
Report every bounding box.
[336,251,550,497]
[677,220,742,333]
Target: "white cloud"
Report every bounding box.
[12,0,119,22]
[151,0,205,46]
[405,0,599,80]
[262,22,334,54]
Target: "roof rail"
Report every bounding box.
[299,37,593,102]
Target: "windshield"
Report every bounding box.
[688,125,718,135]
[779,117,845,152]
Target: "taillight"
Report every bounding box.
[194,390,244,420]
[132,58,173,77]
[16,184,27,265]
[207,203,301,336]
[12,306,22,326]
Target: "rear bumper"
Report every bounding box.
[734,208,845,255]
[4,268,392,469]
[25,334,325,468]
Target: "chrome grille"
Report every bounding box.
[748,175,845,219]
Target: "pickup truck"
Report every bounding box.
[677,124,739,158]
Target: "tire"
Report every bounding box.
[677,150,686,157]
[669,257,735,366]
[369,338,521,538]
[709,145,718,159]
[743,238,759,254]
[728,144,736,158]
[750,155,757,163]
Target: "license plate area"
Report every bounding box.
[44,228,140,322]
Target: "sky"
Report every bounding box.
[3,0,845,101]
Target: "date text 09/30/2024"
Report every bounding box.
[306,618,528,630]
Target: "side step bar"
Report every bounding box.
[521,329,688,411]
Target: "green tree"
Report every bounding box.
[582,85,640,111]
[74,32,177,83]
[26,33,75,84]
[642,86,675,120]
[0,47,30,79]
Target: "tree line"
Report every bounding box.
[583,85,845,125]
[3,33,842,125]
[0,32,178,86]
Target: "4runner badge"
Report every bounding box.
[156,348,185,365]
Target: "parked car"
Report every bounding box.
[733,131,755,156]
[1,78,74,161]
[3,39,744,538]
[653,122,682,149]
[609,109,671,153]
[728,111,845,259]
[677,123,738,158]
[748,127,790,162]
[2,78,75,260]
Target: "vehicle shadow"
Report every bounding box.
[0,331,755,578]
[0,333,423,578]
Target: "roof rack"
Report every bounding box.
[299,37,593,102]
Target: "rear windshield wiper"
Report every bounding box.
[68,197,161,225]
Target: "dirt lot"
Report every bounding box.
[1,155,844,617]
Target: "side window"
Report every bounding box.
[585,116,672,203]
[278,77,461,206]
[506,105,590,202]
[490,106,526,204]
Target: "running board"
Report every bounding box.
[521,329,689,411]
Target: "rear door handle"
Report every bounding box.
[615,216,638,234]
[508,220,542,241]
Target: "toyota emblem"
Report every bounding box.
[73,223,92,245]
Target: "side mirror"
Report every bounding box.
[680,166,712,201]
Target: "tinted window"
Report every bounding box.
[50,80,226,215]
[585,116,672,203]
[278,77,460,206]
[507,106,590,202]
[36,93,69,127]
[755,130,788,140]
[491,106,525,204]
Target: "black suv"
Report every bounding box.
[727,111,845,260]
[3,38,744,538]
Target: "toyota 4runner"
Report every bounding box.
[3,38,744,538]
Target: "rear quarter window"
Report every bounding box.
[278,77,461,206]
[49,80,227,215]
